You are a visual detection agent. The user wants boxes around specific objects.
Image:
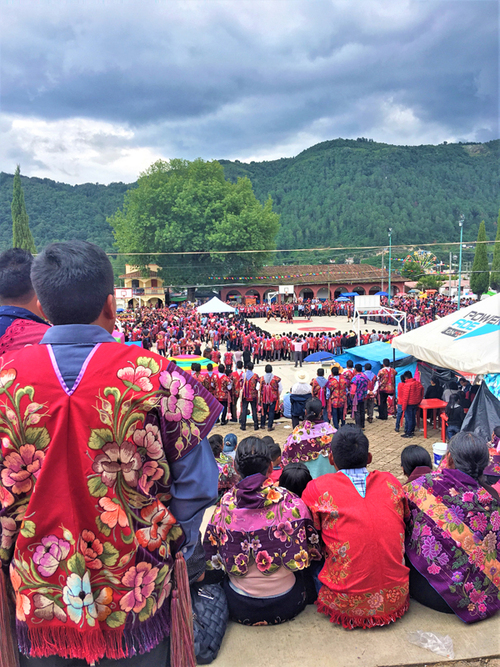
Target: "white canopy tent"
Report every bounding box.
[392,294,500,375]
[196,296,236,314]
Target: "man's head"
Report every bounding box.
[329,425,371,470]
[31,241,115,328]
[346,360,353,369]
[265,364,272,373]
[354,363,362,373]
[0,248,40,312]
[383,358,390,367]
[317,368,324,377]
[218,364,225,374]
[364,363,372,371]
[247,362,254,371]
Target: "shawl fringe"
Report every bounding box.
[316,595,410,630]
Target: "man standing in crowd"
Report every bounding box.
[214,363,232,425]
[293,336,304,367]
[239,361,260,431]
[363,363,377,424]
[350,363,368,429]
[302,426,409,629]
[0,248,49,355]
[377,358,397,420]
[259,364,282,431]
[311,367,329,422]
[0,241,220,666]
[327,366,348,430]
[399,371,424,438]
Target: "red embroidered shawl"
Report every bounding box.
[0,343,220,662]
[302,471,409,628]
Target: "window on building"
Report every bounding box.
[131,279,139,288]
[151,279,158,288]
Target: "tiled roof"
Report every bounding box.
[252,264,398,285]
[119,269,159,279]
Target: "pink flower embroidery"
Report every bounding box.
[136,500,176,552]
[159,370,194,422]
[427,562,441,575]
[0,486,14,508]
[0,368,16,389]
[117,365,153,392]
[1,445,44,494]
[273,521,293,542]
[93,441,142,487]
[120,562,158,613]
[132,424,163,460]
[367,592,383,609]
[138,460,164,493]
[0,517,17,550]
[33,535,70,577]
[255,550,273,572]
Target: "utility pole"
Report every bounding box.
[457,215,464,310]
[388,228,393,301]
[449,251,452,296]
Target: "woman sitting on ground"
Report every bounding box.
[404,432,500,623]
[204,436,321,626]
[282,397,336,478]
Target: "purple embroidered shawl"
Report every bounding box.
[282,420,335,465]
[204,473,321,576]
[405,468,500,623]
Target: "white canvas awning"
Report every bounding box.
[196,296,236,314]
[392,294,500,375]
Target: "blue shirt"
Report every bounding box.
[40,324,218,559]
[339,467,369,498]
[0,305,47,338]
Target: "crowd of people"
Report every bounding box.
[0,242,496,667]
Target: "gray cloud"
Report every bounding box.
[0,0,497,183]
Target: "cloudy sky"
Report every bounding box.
[1,0,497,184]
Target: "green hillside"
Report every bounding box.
[220,138,500,250]
[0,138,498,257]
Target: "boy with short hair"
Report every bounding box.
[302,425,409,629]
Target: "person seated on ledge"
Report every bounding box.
[282,397,336,479]
[401,444,432,483]
[302,425,410,629]
[203,436,321,626]
[404,432,500,622]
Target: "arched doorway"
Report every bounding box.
[369,286,381,295]
[353,286,366,295]
[316,287,329,300]
[245,289,261,304]
[299,288,314,300]
[334,287,347,299]
[263,289,277,303]
[226,290,242,301]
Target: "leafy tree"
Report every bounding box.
[109,159,280,285]
[490,209,500,291]
[11,166,36,252]
[470,220,490,297]
[416,274,444,290]
[401,260,423,280]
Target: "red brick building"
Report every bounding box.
[219,264,404,303]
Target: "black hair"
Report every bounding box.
[364,363,372,371]
[317,368,324,377]
[207,363,213,371]
[236,361,243,369]
[331,366,339,376]
[494,426,500,438]
[265,364,272,373]
[449,381,459,390]
[247,362,254,370]
[218,364,225,373]
[400,444,432,477]
[330,425,369,469]
[192,362,201,373]
[383,359,390,367]
[448,432,489,481]
[208,434,223,458]
[354,363,362,372]
[279,463,312,498]
[234,436,271,478]
[346,360,353,368]
[31,241,114,325]
[267,440,281,462]
[430,376,440,386]
[0,248,35,304]
[304,397,323,422]
[403,370,413,379]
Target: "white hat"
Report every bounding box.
[295,370,308,383]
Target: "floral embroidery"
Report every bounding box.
[33,535,71,577]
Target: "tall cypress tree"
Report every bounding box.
[490,209,500,291]
[11,165,36,253]
[470,220,490,298]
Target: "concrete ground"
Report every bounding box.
[202,315,500,666]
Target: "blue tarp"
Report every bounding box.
[331,342,416,388]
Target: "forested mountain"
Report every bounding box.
[0,139,498,255]
[220,139,500,250]
[0,173,132,251]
